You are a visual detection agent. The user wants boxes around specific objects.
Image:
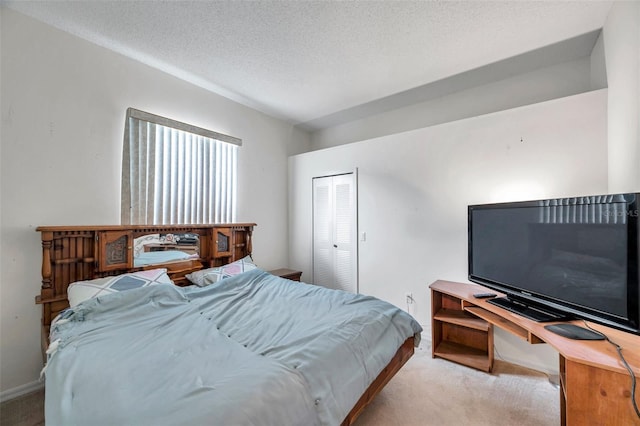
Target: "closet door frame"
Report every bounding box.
[312,169,358,293]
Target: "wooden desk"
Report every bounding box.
[430,280,640,426]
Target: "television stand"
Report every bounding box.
[430,280,640,425]
[487,296,568,322]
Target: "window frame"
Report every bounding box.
[121,108,241,225]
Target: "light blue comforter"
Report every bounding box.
[45,269,422,425]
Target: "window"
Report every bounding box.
[121,108,240,225]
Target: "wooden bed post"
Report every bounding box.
[41,231,53,291]
[247,227,253,255]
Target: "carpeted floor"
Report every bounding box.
[0,387,44,426]
[1,343,558,426]
[354,343,559,426]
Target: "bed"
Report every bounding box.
[35,224,421,426]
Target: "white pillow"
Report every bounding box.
[67,268,173,307]
[186,256,256,287]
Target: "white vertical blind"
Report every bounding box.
[122,109,239,225]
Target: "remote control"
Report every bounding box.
[473,292,497,299]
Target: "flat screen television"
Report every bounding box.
[468,193,640,335]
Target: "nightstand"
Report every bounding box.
[268,268,302,282]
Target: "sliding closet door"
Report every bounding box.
[313,173,357,293]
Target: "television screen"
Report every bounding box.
[468,194,639,334]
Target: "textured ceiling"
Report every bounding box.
[3,1,613,129]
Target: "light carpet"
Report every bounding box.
[355,342,559,426]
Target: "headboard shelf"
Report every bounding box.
[53,257,96,265]
[35,294,69,304]
[36,223,256,333]
[36,223,257,232]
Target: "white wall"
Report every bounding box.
[310,57,593,150]
[290,90,608,373]
[590,31,607,89]
[604,0,640,192]
[0,8,309,397]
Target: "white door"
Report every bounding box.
[313,173,357,293]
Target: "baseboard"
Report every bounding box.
[0,380,44,403]
[497,353,558,377]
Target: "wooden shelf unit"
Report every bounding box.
[430,280,640,426]
[432,289,494,372]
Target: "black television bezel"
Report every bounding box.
[468,193,640,335]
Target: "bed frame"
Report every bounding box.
[35,223,414,425]
[341,336,415,425]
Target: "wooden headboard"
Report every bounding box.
[35,223,255,351]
